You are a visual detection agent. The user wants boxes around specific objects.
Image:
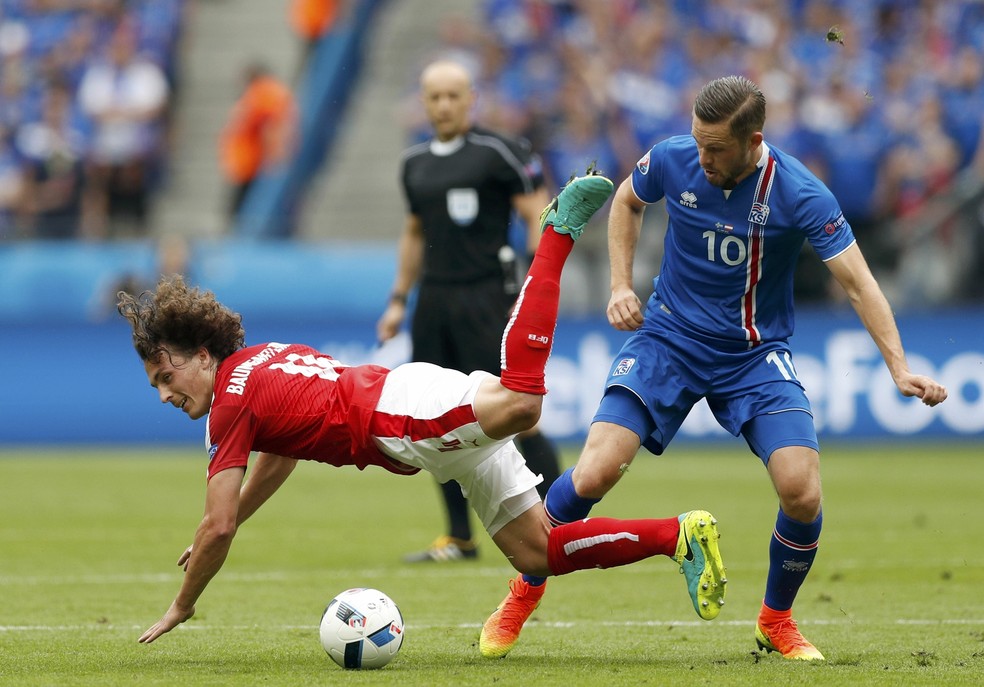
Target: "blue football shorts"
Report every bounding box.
[593,306,819,464]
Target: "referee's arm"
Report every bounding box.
[513,187,551,254]
[377,213,424,343]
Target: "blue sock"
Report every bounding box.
[543,467,600,526]
[522,574,547,586]
[764,508,822,611]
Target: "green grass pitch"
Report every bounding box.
[1,442,982,686]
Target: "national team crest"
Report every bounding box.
[748,202,770,225]
[447,188,479,226]
[613,357,636,376]
[636,150,650,175]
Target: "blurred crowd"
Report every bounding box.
[404,0,984,305]
[3,0,983,306]
[0,0,184,240]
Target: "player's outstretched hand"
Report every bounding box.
[607,287,644,331]
[138,600,195,644]
[897,372,948,407]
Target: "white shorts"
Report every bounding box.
[371,362,542,537]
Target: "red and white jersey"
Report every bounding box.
[205,342,420,480]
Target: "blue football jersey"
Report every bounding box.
[632,136,855,344]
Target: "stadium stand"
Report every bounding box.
[2,0,983,448]
[0,0,184,239]
[381,0,984,308]
[1,0,983,316]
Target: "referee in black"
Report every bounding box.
[377,59,562,563]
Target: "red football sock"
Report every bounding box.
[546,517,680,576]
[499,229,573,395]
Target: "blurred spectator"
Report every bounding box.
[939,45,984,169]
[806,81,895,275]
[77,20,170,238]
[540,76,622,187]
[218,62,298,226]
[606,6,693,156]
[0,1,184,241]
[877,96,961,222]
[289,0,342,79]
[0,52,32,132]
[0,124,26,239]
[130,0,186,92]
[15,77,87,239]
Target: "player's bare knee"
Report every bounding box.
[571,463,621,499]
[780,488,822,522]
[506,394,541,431]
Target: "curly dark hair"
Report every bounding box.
[693,75,766,142]
[117,275,245,364]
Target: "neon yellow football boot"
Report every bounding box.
[674,510,727,620]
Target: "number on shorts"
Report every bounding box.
[766,350,798,381]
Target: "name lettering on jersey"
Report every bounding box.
[748,201,770,225]
[225,342,290,395]
[679,191,698,208]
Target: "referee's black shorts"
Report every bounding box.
[411,277,514,375]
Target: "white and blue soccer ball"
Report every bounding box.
[319,587,405,669]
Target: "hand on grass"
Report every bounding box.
[138,600,195,644]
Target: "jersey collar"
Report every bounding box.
[430,135,466,156]
[755,142,771,168]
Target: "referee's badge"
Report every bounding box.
[447,188,479,226]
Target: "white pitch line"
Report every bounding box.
[0,567,516,586]
[3,618,982,633]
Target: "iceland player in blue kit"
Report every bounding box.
[482,75,948,661]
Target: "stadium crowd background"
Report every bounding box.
[400,0,984,307]
[0,0,183,239]
[1,0,983,308]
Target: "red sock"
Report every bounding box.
[499,230,573,395]
[546,517,680,576]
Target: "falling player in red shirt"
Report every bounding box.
[121,173,727,650]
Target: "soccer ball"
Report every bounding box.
[319,587,405,669]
